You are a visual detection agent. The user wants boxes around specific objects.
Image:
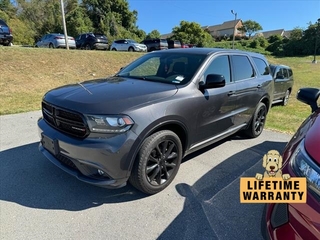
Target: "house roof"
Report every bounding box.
[257,29,285,38]
[161,19,242,38]
[160,32,173,39]
[203,19,242,33]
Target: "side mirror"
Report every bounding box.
[199,74,226,90]
[297,88,320,112]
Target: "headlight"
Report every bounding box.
[85,115,134,133]
[290,140,320,196]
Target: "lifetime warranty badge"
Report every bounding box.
[240,150,307,203]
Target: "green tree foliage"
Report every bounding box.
[8,18,35,45]
[170,20,215,47]
[0,0,17,18]
[82,0,137,36]
[17,0,63,41]
[145,30,161,39]
[289,27,303,40]
[66,6,94,38]
[238,20,263,38]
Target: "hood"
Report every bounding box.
[304,109,320,164]
[43,77,178,114]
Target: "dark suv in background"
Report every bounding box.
[75,33,108,50]
[38,48,274,195]
[141,38,168,52]
[0,19,13,46]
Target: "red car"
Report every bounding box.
[266,87,320,239]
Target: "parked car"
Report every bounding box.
[181,44,190,48]
[110,39,147,52]
[0,19,13,46]
[167,40,182,49]
[270,64,294,106]
[37,48,274,195]
[141,38,168,52]
[75,33,108,50]
[266,87,320,240]
[35,33,76,49]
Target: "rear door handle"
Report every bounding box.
[228,91,235,96]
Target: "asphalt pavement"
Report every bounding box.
[0,110,292,240]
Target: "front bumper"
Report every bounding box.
[93,43,108,50]
[37,117,138,188]
[134,47,147,52]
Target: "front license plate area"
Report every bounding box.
[41,134,59,155]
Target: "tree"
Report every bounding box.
[289,27,303,40]
[238,20,263,38]
[82,0,139,36]
[66,6,94,38]
[170,20,214,47]
[145,30,161,39]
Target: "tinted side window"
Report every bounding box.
[288,69,293,77]
[231,55,255,81]
[204,55,231,84]
[252,57,270,75]
[282,68,289,78]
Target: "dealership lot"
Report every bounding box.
[0,111,292,240]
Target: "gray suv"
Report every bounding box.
[38,48,274,194]
[270,64,294,106]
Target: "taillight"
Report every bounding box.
[9,28,12,34]
[54,36,64,39]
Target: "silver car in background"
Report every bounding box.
[35,33,76,49]
[110,39,147,52]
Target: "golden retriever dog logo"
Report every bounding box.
[255,150,291,180]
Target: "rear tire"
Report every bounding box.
[244,102,267,138]
[129,130,182,195]
[85,43,91,50]
[282,90,290,106]
[112,48,117,51]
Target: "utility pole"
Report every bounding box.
[231,10,237,49]
[60,0,69,50]
[312,18,320,64]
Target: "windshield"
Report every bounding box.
[116,52,207,85]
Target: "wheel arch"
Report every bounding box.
[260,95,271,113]
[126,120,189,177]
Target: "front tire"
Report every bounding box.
[244,102,267,138]
[129,130,182,195]
[282,90,290,106]
[128,47,134,52]
[49,43,54,48]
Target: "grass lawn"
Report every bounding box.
[1,46,319,134]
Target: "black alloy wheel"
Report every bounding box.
[129,130,182,195]
[245,102,267,138]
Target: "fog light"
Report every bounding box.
[97,169,105,175]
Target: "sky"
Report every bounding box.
[127,0,320,35]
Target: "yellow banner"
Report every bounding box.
[240,177,307,203]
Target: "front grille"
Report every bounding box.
[42,101,88,138]
[56,154,78,170]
